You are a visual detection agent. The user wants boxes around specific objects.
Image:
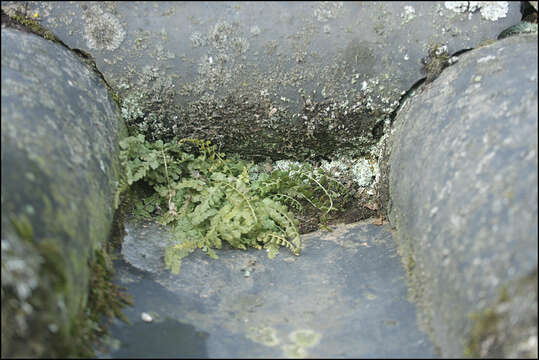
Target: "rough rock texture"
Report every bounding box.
[100,219,435,358]
[388,34,538,357]
[1,28,126,357]
[1,1,521,160]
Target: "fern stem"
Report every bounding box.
[161,145,175,212]
[301,172,334,215]
[271,193,303,210]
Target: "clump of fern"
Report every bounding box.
[119,135,344,274]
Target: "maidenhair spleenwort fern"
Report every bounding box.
[119,135,344,274]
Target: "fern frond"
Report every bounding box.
[119,135,355,274]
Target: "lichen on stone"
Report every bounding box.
[421,43,451,84]
[401,5,416,24]
[246,326,280,346]
[444,2,509,21]
[313,1,343,23]
[288,329,321,348]
[1,218,42,342]
[82,5,125,51]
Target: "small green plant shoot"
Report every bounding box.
[119,135,345,274]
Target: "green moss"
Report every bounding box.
[422,44,451,84]
[464,306,503,357]
[5,216,85,356]
[38,239,69,293]
[464,285,512,357]
[9,13,60,42]
[464,270,538,358]
[5,213,133,357]
[10,214,34,243]
[109,89,123,108]
[86,193,108,254]
[70,48,124,110]
[407,253,416,273]
[87,249,133,327]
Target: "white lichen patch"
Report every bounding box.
[121,92,145,124]
[444,2,509,21]
[274,160,303,173]
[82,5,125,51]
[444,1,470,13]
[209,20,235,49]
[2,231,43,336]
[232,36,250,55]
[401,5,416,24]
[477,55,496,64]
[190,31,205,48]
[313,1,343,22]
[477,2,509,21]
[321,157,378,188]
[448,56,459,65]
[263,150,380,191]
[435,45,448,56]
[1,2,28,17]
[250,25,261,36]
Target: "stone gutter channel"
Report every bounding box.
[1,2,537,358]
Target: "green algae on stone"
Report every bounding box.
[246,326,280,347]
[282,329,322,358]
[289,329,322,348]
[283,343,309,358]
[2,216,87,357]
[87,248,133,328]
[465,270,538,358]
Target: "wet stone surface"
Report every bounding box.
[98,220,435,358]
[1,1,521,160]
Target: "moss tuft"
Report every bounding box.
[87,249,133,328]
[421,44,451,84]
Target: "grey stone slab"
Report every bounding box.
[98,220,435,358]
[2,1,521,160]
[1,28,126,357]
[388,34,538,357]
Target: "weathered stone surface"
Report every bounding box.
[98,220,435,358]
[2,1,521,160]
[388,34,538,357]
[1,28,126,357]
